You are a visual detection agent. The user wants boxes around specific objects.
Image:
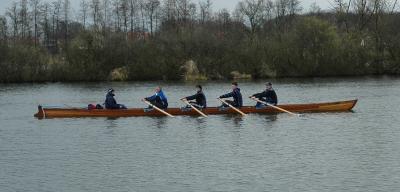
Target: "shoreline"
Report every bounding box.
[1,74,399,84]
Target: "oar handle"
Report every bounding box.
[142,100,175,117]
[218,98,247,116]
[182,99,208,117]
[251,97,299,116]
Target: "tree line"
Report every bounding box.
[0,0,399,82]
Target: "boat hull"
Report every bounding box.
[34,99,357,119]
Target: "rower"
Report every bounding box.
[250,82,278,109]
[181,85,207,109]
[105,88,127,109]
[143,86,168,111]
[218,82,243,109]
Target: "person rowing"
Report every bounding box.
[250,82,278,109]
[218,82,243,110]
[142,86,168,111]
[105,88,127,109]
[181,85,207,110]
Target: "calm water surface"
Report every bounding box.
[1,77,400,192]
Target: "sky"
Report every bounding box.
[0,0,332,15]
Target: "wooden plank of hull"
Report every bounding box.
[34,99,357,119]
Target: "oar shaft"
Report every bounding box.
[252,98,299,116]
[142,100,175,117]
[218,98,246,116]
[182,100,208,117]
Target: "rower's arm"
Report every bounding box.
[145,94,156,101]
[253,91,267,98]
[185,94,197,101]
[220,92,233,99]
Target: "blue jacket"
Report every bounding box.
[146,90,168,107]
[105,93,120,109]
[220,88,243,107]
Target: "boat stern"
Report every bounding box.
[34,105,44,119]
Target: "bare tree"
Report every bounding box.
[30,0,41,46]
[63,0,70,45]
[6,2,19,40]
[121,0,129,32]
[264,0,273,20]
[369,0,387,72]
[0,16,7,41]
[112,0,121,31]
[216,8,231,33]
[287,0,301,16]
[20,0,30,39]
[103,0,110,31]
[188,2,196,22]
[333,0,352,32]
[308,2,321,13]
[274,0,288,19]
[176,0,191,23]
[80,0,89,28]
[52,0,62,51]
[129,0,137,32]
[164,0,177,22]
[199,0,211,24]
[145,0,160,36]
[154,2,160,32]
[391,0,398,13]
[273,0,300,31]
[237,0,267,35]
[42,2,51,47]
[139,0,146,33]
[91,0,101,28]
[353,0,371,31]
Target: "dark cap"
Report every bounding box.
[107,88,115,93]
[196,85,202,90]
[266,82,272,86]
[232,82,238,86]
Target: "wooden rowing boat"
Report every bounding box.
[34,99,357,119]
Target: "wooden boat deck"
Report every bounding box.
[34,99,357,119]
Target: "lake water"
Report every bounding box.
[1,77,400,192]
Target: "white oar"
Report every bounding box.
[142,99,175,117]
[251,97,300,116]
[218,98,247,116]
[181,99,208,117]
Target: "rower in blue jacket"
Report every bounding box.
[143,86,168,110]
[250,82,278,109]
[219,82,243,108]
